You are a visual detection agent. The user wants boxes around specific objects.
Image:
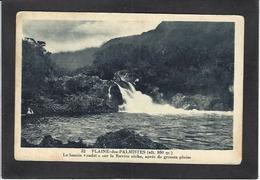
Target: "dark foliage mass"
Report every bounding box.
[22,38,55,113]
[93,22,234,109]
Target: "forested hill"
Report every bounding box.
[93,21,234,108]
[51,47,98,71]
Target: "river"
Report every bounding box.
[22,112,232,150]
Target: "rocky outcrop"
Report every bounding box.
[22,135,88,148]
[113,70,137,84]
[21,137,37,147]
[94,129,168,149]
[21,129,168,149]
[142,85,164,103]
[26,74,125,115]
[38,135,64,147]
[65,139,88,148]
[106,84,124,109]
[170,93,228,111]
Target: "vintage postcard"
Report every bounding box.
[15,12,244,164]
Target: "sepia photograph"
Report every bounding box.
[14,12,244,164]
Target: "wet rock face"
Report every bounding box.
[145,86,164,103]
[113,70,137,84]
[106,84,124,109]
[94,128,169,149]
[113,70,135,91]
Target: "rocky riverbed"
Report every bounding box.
[21,128,169,149]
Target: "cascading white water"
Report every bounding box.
[116,80,232,116]
[108,86,112,100]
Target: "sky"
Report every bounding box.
[23,20,161,53]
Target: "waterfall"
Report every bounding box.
[108,86,112,100]
[116,80,232,116]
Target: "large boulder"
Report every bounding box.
[94,128,168,149]
[106,84,124,109]
[64,139,88,148]
[113,70,136,83]
[170,93,226,110]
[144,86,164,103]
[38,135,63,147]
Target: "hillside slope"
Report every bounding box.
[93,21,234,109]
[51,47,98,71]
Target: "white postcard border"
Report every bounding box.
[15,12,244,164]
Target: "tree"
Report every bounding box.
[22,37,55,112]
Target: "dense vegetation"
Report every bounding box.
[22,38,55,113]
[93,22,234,109]
[22,38,117,115]
[22,21,234,115]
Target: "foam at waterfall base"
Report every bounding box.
[115,80,232,116]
